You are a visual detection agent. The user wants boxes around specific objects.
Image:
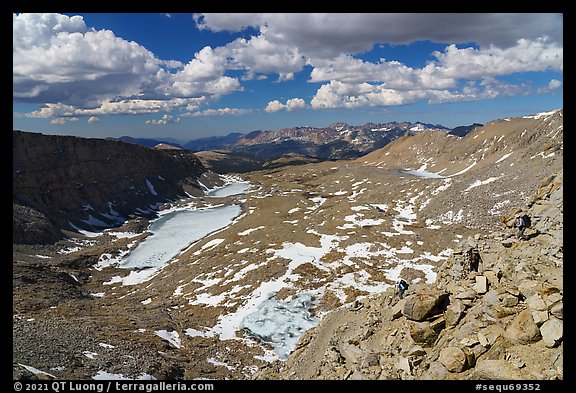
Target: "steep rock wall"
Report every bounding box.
[13,131,217,244]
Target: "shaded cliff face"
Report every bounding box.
[13,131,214,244]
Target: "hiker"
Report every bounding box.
[515,213,530,240]
[396,279,409,299]
[466,247,481,272]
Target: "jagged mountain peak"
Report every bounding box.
[329,122,350,130]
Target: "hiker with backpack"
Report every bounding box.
[396,278,409,299]
[466,247,481,272]
[515,213,531,240]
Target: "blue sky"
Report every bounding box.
[13,13,563,142]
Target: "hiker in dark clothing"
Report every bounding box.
[466,247,481,272]
[516,214,527,240]
[396,279,409,299]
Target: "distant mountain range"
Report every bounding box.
[113,121,482,163]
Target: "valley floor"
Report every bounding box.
[13,157,563,381]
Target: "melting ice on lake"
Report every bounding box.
[119,204,242,271]
[239,292,318,360]
[115,181,250,285]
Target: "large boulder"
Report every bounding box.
[526,293,547,311]
[504,309,541,344]
[518,280,542,299]
[408,321,438,347]
[550,302,563,319]
[420,361,448,380]
[439,347,468,373]
[469,360,533,380]
[389,298,406,320]
[402,290,449,321]
[472,275,489,294]
[540,318,563,348]
[444,299,466,327]
[340,343,363,365]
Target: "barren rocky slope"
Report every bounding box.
[13,110,562,380]
[256,170,563,380]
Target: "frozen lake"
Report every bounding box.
[207,182,251,197]
[240,292,318,360]
[119,182,249,271]
[119,204,242,270]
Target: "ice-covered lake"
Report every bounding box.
[240,293,318,360]
[395,169,445,178]
[207,182,251,197]
[119,182,249,271]
[119,204,242,270]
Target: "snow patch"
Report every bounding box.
[523,109,559,120]
[464,176,501,191]
[238,226,265,236]
[154,330,181,348]
[496,152,513,163]
[145,179,157,196]
[201,238,225,251]
[93,371,156,380]
[18,363,57,379]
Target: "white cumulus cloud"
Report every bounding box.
[14,12,564,121]
[50,117,79,125]
[187,108,252,117]
[13,13,241,121]
[431,39,563,80]
[265,98,306,113]
[26,98,206,118]
[145,114,181,125]
[13,13,166,106]
[222,33,306,80]
[548,79,562,90]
